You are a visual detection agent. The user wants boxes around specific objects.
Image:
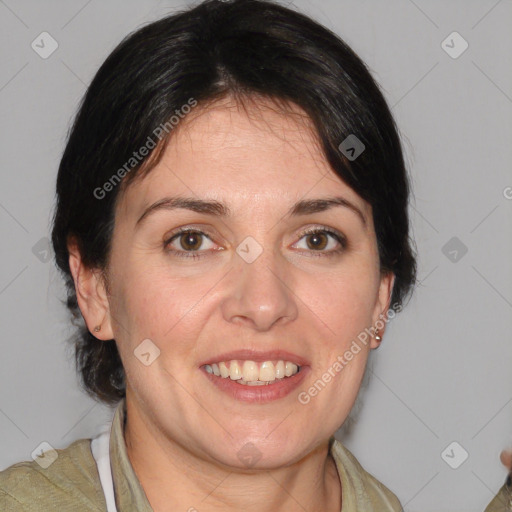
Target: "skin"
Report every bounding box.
[68,95,395,512]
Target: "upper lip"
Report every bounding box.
[199,349,310,367]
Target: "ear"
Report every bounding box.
[370,271,396,349]
[67,238,114,340]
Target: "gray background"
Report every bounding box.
[0,1,511,510]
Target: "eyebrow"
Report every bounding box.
[135,195,367,227]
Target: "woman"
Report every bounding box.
[0,0,416,510]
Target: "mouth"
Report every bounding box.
[199,350,310,403]
[203,359,301,385]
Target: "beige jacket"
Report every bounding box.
[0,399,403,511]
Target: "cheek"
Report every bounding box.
[301,267,378,341]
[110,259,218,352]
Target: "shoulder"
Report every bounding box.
[330,439,403,511]
[0,438,105,512]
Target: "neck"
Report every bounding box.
[123,402,342,512]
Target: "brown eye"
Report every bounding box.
[178,232,204,251]
[164,229,218,260]
[305,232,328,251]
[292,227,347,257]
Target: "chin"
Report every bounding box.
[206,432,311,471]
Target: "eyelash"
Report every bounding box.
[163,226,347,260]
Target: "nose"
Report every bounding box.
[220,241,299,331]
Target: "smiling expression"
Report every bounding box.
[100,94,394,469]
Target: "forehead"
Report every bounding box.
[118,96,367,218]
[168,96,328,173]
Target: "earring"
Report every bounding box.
[94,325,102,333]
[374,328,382,343]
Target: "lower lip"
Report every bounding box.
[201,366,310,403]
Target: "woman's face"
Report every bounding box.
[100,97,393,469]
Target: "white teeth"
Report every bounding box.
[229,361,243,380]
[259,361,275,382]
[204,359,300,383]
[219,361,230,378]
[242,360,259,382]
[285,362,297,377]
[275,360,285,379]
